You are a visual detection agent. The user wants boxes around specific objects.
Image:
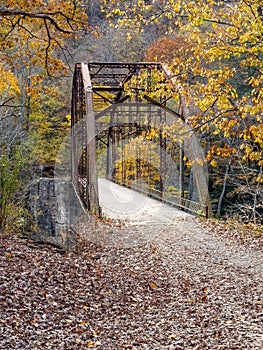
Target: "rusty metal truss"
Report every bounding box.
[71,62,211,217]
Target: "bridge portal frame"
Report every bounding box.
[71,62,212,218]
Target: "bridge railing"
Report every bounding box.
[106,176,208,218]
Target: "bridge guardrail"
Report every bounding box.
[106,176,208,218]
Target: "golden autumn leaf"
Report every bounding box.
[86,340,101,348]
[149,281,158,289]
[210,159,218,168]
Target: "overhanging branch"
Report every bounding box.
[143,94,184,121]
[0,8,75,34]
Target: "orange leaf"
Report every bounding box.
[149,281,158,289]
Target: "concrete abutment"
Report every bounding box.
[29,178,86,248]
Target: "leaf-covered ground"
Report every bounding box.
[0,217,262,349]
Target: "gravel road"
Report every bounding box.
[1,179,261,349]
[95,178,263,349]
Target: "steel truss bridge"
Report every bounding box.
[71,62,212,218]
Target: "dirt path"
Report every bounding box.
[95,179,263,348]
[98,179,262,275]
[75,219,262,349]
[1,180,262,349]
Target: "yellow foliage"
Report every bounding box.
[104,0,262,156]
[114,131,162,187]
[0,64,20,97]
[1,1,87,75]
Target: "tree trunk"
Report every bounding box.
[216,161,231,218]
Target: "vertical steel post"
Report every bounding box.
[179,141,185,202]
[106,107,118,181]
[81,63,100,214]
[71,63,87,199]
[159,109,166,192]
[106,126,112,180]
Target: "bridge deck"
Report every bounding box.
[98,178,192,225]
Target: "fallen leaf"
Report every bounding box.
[149,281,158,289]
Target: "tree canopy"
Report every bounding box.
[102,0,263,221]
[0,1,88,73]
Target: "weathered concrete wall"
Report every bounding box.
[29,178,86,247]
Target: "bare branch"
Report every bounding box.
[0,98,25,111]
[0,8,75,34]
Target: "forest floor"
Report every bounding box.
[1,182,263,349]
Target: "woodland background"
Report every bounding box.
[0,0,262,233]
